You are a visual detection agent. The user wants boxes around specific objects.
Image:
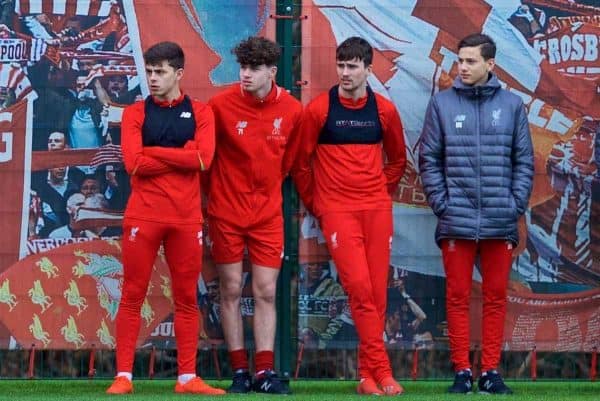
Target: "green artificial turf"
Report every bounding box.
[0,379,599,401]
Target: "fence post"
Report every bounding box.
[275,0,300,378]
[411,348,419,381]
[591,347,597,382]
[148,346,155,379]
[531,346,537,381]
[28,344,36,379]
[88,344,96,379]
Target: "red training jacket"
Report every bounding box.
[121,94,215,224]
[207,83,303,224]
[292,89,406,216]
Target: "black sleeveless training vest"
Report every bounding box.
[318,85,382,145]
[142,95,196,148]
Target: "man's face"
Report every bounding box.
[336,57,371,96]
[66,194,85,218]
[108,76,127,95]
[239,64,276,95]
[457,45,494,86]
[49,167,66,182]
[65,19,82,35]
[77,59,95,73]
[207,280,220,303]
[388,310,401,331]
[75,76,88,92]
[47,132,66,151]
[80,179,100,197]
[146,61,182,101]
[306,263,323,282]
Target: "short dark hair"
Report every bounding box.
[336,37,373,66]
[458,33,496,60]
[144,42,184,70]
[82,174,99,183]
[233,36,280,67]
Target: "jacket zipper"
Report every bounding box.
[475,88,481,242]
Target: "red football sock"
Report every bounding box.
[229,349,249,372]
[255,350,274,374]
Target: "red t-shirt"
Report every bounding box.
[207,83,303,224]
[292,89,406,216]
[121,93,215,224]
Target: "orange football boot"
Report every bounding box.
[357,377,384,395]
[379,376,404,395]
[106,376,133,394]
[174,376,226,395]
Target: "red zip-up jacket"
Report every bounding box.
[121,94,215,224]
[207,83,303,224]
[292,89,406,216]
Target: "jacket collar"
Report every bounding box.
[150,92,186,107]
[452,73,500,98]
[239,81,281,106]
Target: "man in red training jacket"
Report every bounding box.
[206,36,302,394]
[106,42,224,396]
[291,36,407,395]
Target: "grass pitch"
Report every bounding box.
[1,379,599,400]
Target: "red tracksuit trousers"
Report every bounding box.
[320,209,393,382]
[441,239,513,372]
[116,218,203,374]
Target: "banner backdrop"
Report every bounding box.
[0,0,598,354]
[298,0,600,352]
[0,0,274,350]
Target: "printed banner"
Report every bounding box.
[298,0,600,351]
[1,0,598,353]
[0,0,275,349]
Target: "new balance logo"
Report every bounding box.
[179,111,192,118]
[129,227,139,242]
[330,232,338,250]
[454,114,466,129]
[260,381,272,392]
[236,121,248,135]
[483,380,493,391]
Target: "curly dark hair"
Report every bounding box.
[233,36,280,67]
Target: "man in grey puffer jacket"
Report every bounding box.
[419,33,533,395]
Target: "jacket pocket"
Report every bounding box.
[509,195,519,218]
[434,197,448,217]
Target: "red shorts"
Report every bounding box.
[208,215,283,268]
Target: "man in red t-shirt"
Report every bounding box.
[106,42,224,396]
[291,37,406,395]
[206,37,302,394]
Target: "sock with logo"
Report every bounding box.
[229,348,249,372]
[255,350,274,374]
[116,372,132,381]
[177,373,196,384]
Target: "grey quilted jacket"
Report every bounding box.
[419,73,534,246]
